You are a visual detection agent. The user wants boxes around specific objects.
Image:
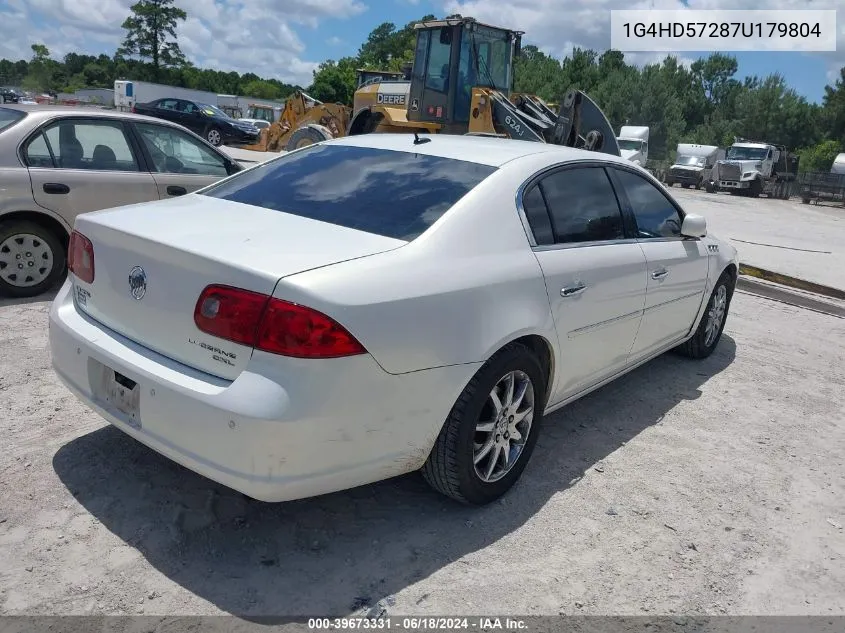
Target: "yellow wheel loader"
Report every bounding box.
[346,16,621,156]
[237,90,352,152]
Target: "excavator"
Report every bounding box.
[241,16,620,156]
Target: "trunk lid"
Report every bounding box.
[72,194,406,380]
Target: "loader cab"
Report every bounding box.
[407,17,521,132]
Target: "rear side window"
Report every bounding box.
[0,107,25,133]
[201,144,497,241]
[539,167,625,244]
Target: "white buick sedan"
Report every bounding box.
[49,133,738,505]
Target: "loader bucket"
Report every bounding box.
[553,89,620,157]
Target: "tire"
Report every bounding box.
[749,178,762,198]
[676,272,734,359]
[664,180,674,187]
[285,126,331,151]
[206,126,222,146]
[422,342,547,505]
[0,220,66,298]
[681,183,690,189]
[705,181,715,193]
[695,178,702,190]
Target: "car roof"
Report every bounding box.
[326,132,633,168]
[0,103,174,124]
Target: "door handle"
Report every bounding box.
[167,185,187,196]
[561,283,587,297]
[43,182,69,194]
[651,268,669,280]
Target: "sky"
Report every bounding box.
[0,0,842,103]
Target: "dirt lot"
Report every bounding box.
[1,286,844,619]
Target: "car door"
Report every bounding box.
[130,120,233,197]
[609,167,710,361]
[23,117,159,226]
[522,164,648,402]
[179,100,206,135]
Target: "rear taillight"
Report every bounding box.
[68,230,95,283]
[194,285,366,359]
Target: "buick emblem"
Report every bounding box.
[128,266,147,300]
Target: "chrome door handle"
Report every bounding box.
[561,283,586,297]
[651,268,669,280]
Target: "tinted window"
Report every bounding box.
[136,122,229,176]
[539,167,624,243]
[521,184,553,245]
[614,169,683,238]
[201,144,496,241]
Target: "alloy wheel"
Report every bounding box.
[472,370,535,483]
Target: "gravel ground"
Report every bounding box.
[0,288,843,618]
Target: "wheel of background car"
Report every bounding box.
[0,220,66,298]
[285,126,331,151]
[206,127,222,146]
[676,271,733,360]
[422,341,546,505]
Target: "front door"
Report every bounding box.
[521,165,648,403]
[609,167,710,360]
[131,121,232,198]
[23,117,159,226]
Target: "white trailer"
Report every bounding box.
[831,153,845,175]
[665,143,724,189]
[114,80,239,112]
[616,125,649,165]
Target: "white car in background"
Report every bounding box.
[49,134,738,506]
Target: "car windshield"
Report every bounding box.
[198,103,229,118]
[727,146,767,160]
[199,143,497,241]
[677,155,705,167]
[617,139,643,151]
[0,107,25,132]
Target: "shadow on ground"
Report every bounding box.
[0,285,59,308]
[53,336,736,618]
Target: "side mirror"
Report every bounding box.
[681,213,707,238]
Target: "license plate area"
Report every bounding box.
[88,358,142,429]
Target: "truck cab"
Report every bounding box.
[616,126,649,165]
[666,144,724,189]
[717,142,777,194]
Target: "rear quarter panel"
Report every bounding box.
[276,160,561,376]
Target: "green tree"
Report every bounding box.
[22,44,57,93]
[796,139,842,173]
[242,79,281,100]
[308,57,358,103]
[117,0,188,81]
[822,67,845,144]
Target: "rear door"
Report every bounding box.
[131,121,233,198]
[609,166,710,360]
[23,117,159,224]
[523,164,648,402]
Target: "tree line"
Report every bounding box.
[2,1,843,171]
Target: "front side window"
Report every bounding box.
[613,169,683,239]
[200,143,496,241]
[157,99,179,111]
[538,167,625,244]
[28,119,139,171]
[135,122,229,176]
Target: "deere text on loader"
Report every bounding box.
[346,16,621,156]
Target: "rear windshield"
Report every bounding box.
[0,107,25,133]
[200,143,497,241]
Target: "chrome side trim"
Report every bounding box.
[567,309,643,338]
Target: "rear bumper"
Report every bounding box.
[49,280,477,502]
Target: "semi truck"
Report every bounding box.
[114,80,243,117]
[712,138,798,199]
[664,144,724,190]
[616,126,649,165]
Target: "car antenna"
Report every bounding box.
[413,132,431,145]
